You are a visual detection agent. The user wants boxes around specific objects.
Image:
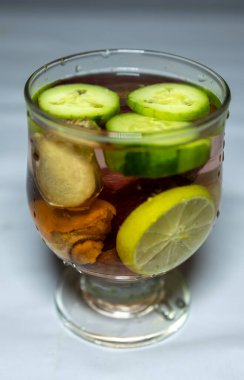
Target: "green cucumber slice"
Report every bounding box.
[38,83,120,122]
[178,139,211,173]
[104,113,211,177]
[127,83,210,121]
[105,139,210,178]
[106,112,189,133]
[105,147,179,178]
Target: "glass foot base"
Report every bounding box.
[55,268,190,348]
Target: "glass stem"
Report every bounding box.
[80,274,165,319]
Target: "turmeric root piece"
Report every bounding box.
[32,198,116,236]
[31,198,116,264]
[93,248,135,276]
[71,240,104,265]
[97,248,119,265]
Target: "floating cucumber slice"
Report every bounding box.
[105,147,179,178]
[104,113,211,177]
[178,139,211,173]
[38,83,120,122]
[127,83,210,121]
[105,140,210,178]
[106,112,189,133]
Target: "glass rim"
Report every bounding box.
[24,48,231,144]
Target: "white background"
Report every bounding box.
[0,2,244,379]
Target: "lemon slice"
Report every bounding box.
[116,185,216,275]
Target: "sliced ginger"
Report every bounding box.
[32,133,100,207]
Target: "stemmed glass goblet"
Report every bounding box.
[25,49,230,347]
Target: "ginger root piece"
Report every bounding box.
[65,118,99,129]
[32,133,100,207]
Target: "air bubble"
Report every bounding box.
[198,73,206,82]
[101,49,110,58]
[75,65,82,73]
[175,298,186,309]
[33,151,39,161]
[157,303,176,320]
